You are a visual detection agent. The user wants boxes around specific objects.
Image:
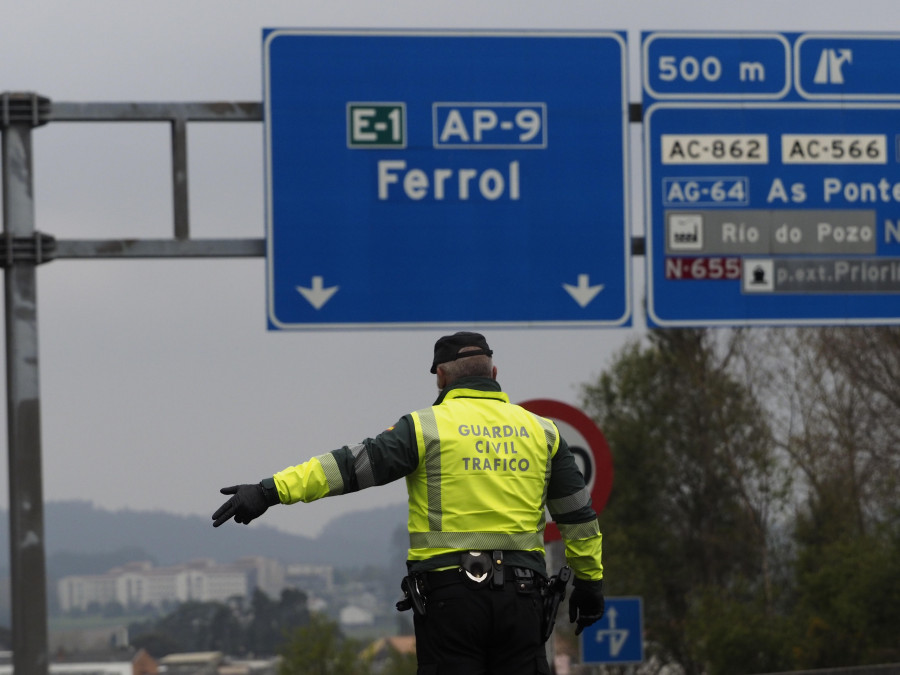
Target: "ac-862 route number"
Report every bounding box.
[661,134,768,164]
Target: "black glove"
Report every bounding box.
[212,481,280,527]
[568,578,605,636]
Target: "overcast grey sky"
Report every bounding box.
[2,0,897,538]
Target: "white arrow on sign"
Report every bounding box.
[563,274,604,308]
[296,276,339,310]
[594,605,629,657]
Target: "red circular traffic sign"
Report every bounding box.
[519,399,614,542]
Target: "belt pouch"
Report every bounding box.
[513,567,535,593]
[491,550,504,589]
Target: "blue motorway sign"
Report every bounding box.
[264,30,631,329]
[582,596,644,664]
[643,32,900,326]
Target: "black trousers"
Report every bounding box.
[412,577,551,675]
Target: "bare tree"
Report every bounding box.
[747,326,900,537]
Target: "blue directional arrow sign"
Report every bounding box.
[643,32,900,327]
[264,30,631,329]
[582,596,644,664]
[795,34,900,99]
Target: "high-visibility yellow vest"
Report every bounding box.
[405,387,559,562]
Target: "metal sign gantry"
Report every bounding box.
[1,92,263,675]
[7,28,900,675]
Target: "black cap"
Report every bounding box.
[430,332,493,374]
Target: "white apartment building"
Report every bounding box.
[285,563,334,593]
[234,556,287,600]
[58,559,258,612]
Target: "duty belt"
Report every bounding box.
[396,551,540,617]
[425,551,537,590]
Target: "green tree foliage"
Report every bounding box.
[380,648,417,675]
[130,588,309,657]
[748,327,900,667]
[581,329,789,673]
[581,326,900,672]
[279,615,417,675]
[154,601,243,653]
[791,533,900,667]
[684,582,792,674]
[126,631,182,659]
[279,614,369,675]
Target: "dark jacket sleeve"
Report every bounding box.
[325,415,420,493]
[547,435,604,581]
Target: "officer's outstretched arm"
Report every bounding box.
[274,420,419,503]
[215,419,418,525]
[212,479,281,527]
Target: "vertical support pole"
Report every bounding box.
[545,539,560,671]
[2,93,49,675]
[171,116,189,240]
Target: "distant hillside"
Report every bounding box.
[0,500,408,578]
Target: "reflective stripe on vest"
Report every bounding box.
[418,407,442,532]
[409,530,545,551]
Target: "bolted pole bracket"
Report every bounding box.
[1,92,51,128]
[0,232,57,267]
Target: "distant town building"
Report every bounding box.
[157,652,277,675]
[51,624,130,652]
[233,556,286,600]
[339,605,374,628]
[157,652,223,675]
[0,647,156,675]
[57,559,273,612]
[284,564,334,593]
[56,557,339,614]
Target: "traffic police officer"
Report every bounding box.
[213,332,605,674]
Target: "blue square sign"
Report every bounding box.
[263,29,631,329]
[643,32,900,327]
[581,596,644,664]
